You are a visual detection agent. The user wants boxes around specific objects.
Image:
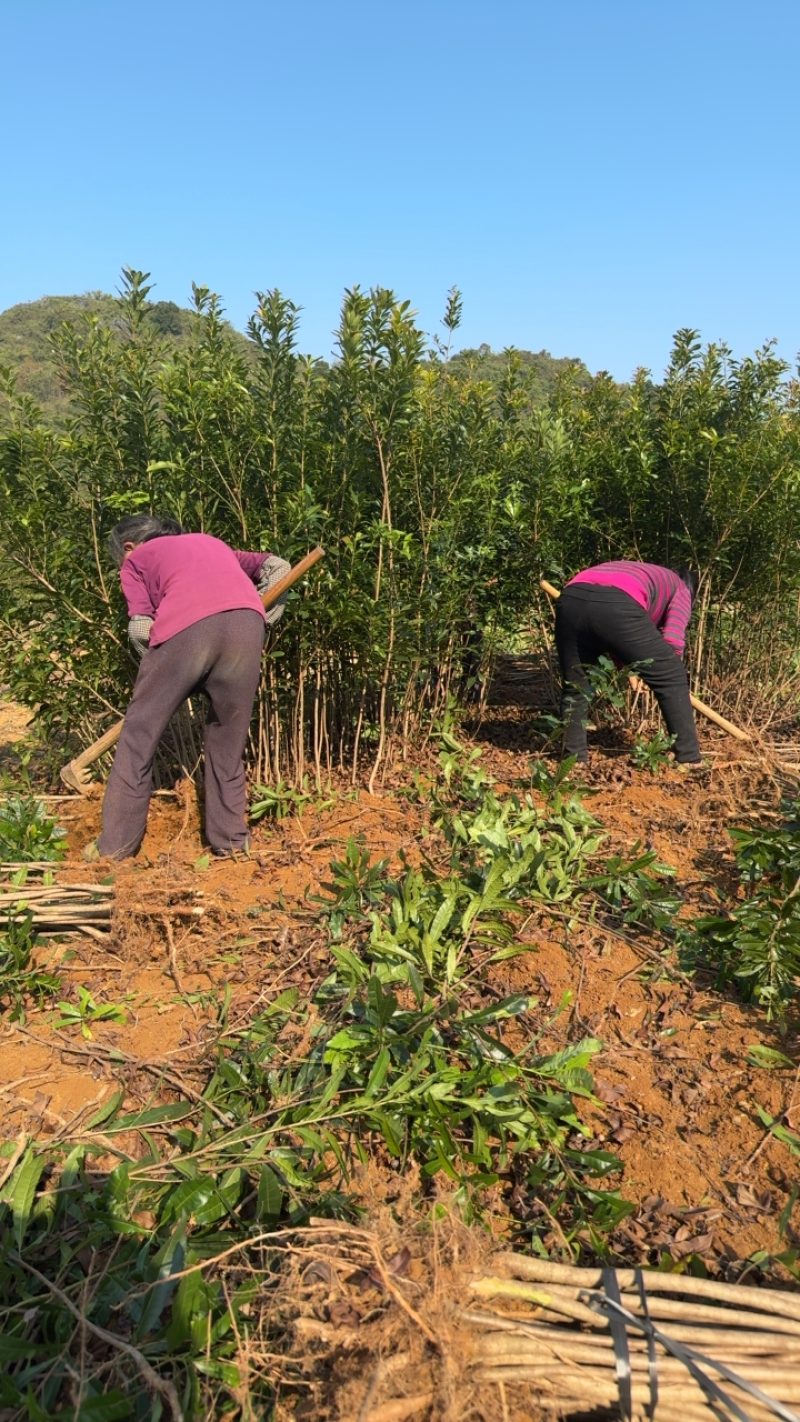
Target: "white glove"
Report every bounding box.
[128,615,153,658]
[257,555,292,627]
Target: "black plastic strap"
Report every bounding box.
[602,1267,633,1422]
[583,1284,800,1422]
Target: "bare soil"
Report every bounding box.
[2,692,800,1284]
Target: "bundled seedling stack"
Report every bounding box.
[0,798,113,942]
[0,866,113,941]
[467,1256,800,1422]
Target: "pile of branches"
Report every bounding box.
[268,1222,800,1422]
[469,1256,800,1422]
[0,865,113,941]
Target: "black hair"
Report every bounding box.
[673,564,699,602]
[107,514,184,566]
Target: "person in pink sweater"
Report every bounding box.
[556,560,702,765]
[87,515,289,859]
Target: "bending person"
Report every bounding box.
[87,515,290,860]
[555,560,702,765]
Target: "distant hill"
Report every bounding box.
[448,343,591,406]
[0,293,227,422]
[0,293,593,425]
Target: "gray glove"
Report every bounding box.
[257,555,292,628]
[128,615,153,658]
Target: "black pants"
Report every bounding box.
[554,584,700,763]
[98,609,265,858]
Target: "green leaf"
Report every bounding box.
[325,1027,367,1056]
[462,994,532,1025]
[363,1046,391,1101]
[137,1223,187,1337]
[266,987,299,1016]
[427,891,457,944]
[59,1143,87,1192]
[745,1044,794,1069]
[21,1388,49,1421]
[73,1391,134,1420]
[368,975,398,1028]
[194,1359,241,1386]
[487,943,533,963]
[0,1336,40,1362]
[86,1088,125,1128]
[372,1110,404,1156]
[166,1265,205,1350]
[537,1038,603,1076]
[565,1147,624,1176]
[9,1145,46,1249]
[161,1177,221,1224]
[768,1121,800,1156]
[256,1164,284,1220]
[106,1102,194,1132]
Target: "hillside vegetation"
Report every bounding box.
[0,290,588,422]
[448,341,591,408]
[0,292,231,420]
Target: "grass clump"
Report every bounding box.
[685,799,800,1023]
[0,795,66,863]
[0,911,60,1022]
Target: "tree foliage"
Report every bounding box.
[0,290,218,423]
[1,269,799,784]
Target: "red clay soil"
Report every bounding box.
[1,698,800,1280]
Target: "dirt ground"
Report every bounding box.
[0,695,33,748]
[2,685,800,1281]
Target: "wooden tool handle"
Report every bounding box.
[261,545,324,609]
[539,578,750,742]
[70,717,125,772]
[689,693,750,740]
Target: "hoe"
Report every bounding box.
[539,578,749,742]
[60,546,325,794]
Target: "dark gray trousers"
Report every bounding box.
[98,610,265,858]
[555,584,701,763]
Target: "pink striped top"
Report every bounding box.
[566,561,693,656]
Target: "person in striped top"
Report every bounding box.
[555,560,702,764]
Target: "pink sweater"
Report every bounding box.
[120,533,268,648]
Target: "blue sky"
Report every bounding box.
[1,0,797,381]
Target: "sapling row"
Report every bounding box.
[3,273,800,791]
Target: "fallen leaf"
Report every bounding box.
[594,1078,627,1105]
[349,1267,385,1294]
[328,1300,362,1328]
[611,1125,636,1145]
[302,1260,333,1286]
[386,1246,412,1278]
[670,1232,715,1258]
